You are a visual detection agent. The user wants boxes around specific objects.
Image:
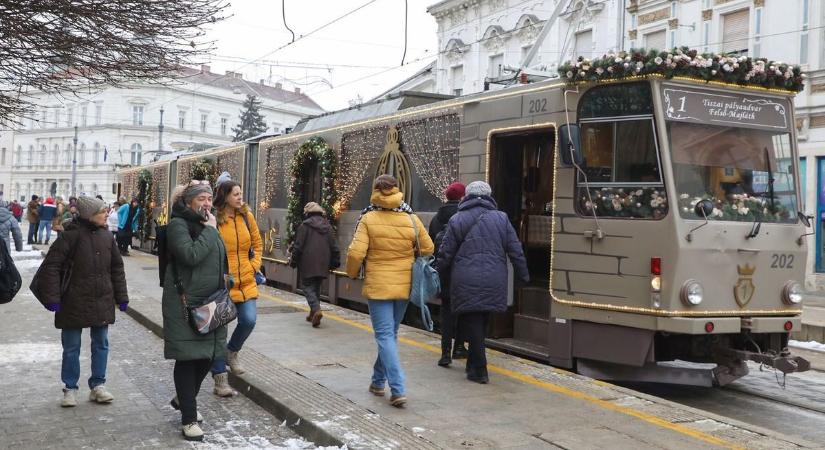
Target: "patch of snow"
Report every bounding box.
[12,258,43,270]
[789,339,825,352]
[12,249,42,259]
[411,427,426,434]
[0,342,61,364]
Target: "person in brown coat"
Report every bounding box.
[26,195,39,244]
[289,202,340,327]
[30,196,128,407]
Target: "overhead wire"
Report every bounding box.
[401,0,408,66]
[282,0,296,43]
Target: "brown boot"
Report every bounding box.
[306,311,313,322]
[311,309,323,328]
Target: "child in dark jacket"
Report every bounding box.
[290,202,340,327]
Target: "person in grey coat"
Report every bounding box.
[0,200,23,252]
[437,181,529,384]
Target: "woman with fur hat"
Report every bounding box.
[31,195,128,408]
[346,175,434,407]
[161,181,228,441]
[290,201,340,327]
[208,177,263,397]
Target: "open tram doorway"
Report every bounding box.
[486,126,555,359]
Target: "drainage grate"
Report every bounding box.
[257,306,302,315]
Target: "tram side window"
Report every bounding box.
[576,119,667,219]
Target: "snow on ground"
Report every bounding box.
[11,249,42,259]
[0,342,62,364]
[12,258,43,270]
[789,339,825,352]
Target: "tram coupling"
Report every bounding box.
[713,347,811,386]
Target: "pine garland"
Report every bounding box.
[137,168,153,241]
[285,137,338,247]
[559,47,806,92]
[190,157,218,185]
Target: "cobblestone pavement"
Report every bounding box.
[0,248,324,449]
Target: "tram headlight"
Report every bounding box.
[680,280,704,306]
[782,281,803,305]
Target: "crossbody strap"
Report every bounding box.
[457,211,488,249]
[408,213,420,257]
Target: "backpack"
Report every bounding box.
[408,215,439,331]
[0,238,22,304]
[157,220,203,287]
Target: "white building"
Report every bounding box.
[4,65,323,203]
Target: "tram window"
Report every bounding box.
[576,118,667,219]
[578,82,654,119]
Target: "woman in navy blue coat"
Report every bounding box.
[436,181,529,383]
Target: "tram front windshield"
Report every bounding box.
[668,122,798,223]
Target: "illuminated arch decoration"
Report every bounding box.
[285,136,337,247]
[376,126,413,205]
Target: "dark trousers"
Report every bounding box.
[440,297,462,352]
[27,222,38,244]
[459,312,490,370]
[173,359,211,425]
[117,230,132,253]
[302,277,324,311]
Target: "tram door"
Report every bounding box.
[488,128,555,355]
[297,159,325,290]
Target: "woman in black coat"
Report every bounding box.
[437,181,529,384]
[31,196,128,407]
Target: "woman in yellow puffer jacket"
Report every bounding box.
[210,178,263,397]
[346,175,433,408]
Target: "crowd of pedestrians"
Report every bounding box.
[18,172,527,442]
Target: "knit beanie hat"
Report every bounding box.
[465,181,492,197]
[216,171,232,188]
[304,202,325,215]
[182,181,213,204]
[77,196,106,220]
[444,182,465,201]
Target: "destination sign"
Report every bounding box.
[661,85,790,131]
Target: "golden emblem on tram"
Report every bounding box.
[734,264,756,308]
[376,126,412,205]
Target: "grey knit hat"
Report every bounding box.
[77,196,106,220]
[465,181,492,197]
[182,181,213,204]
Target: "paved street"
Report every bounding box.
[0,246,326,449]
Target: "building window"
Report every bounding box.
[95,103,102,125]
[450,65,463,96]
[0,147,5,166]
[15,146,21,167]
[670,1,676,16]
[27,145,34,167]
[132,105,144,126]
[488,54,504,78]
[752,8,762,57]
[92,143,100,168]
[220,117,228,136]
[800,157,807,211]
[66,105,74,127]
[702,22,710,53]
[631,14,636,29]
[643,30,666,51]
[574,30,593,59]
[52,144,59,167]
[670,30,676,48]
[178,111,186,130]
[92,183,98,196]
[800,0,809,64]
[80,104,88,127]
[130,143,142,166]
[721,9,749,55]
[79,143,86,166]
[40,145,47,167]
[54,108,61,128]
[200,113,208,133]
[64,146,71,168]
[40,110,47,128]
[703,0,711,8]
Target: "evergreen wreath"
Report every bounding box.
[137,168,153,241]
[559,47,805,92]
[190,157,218,185]
[285,136,338,247]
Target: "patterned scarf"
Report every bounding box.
[359,201,413,219]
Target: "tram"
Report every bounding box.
[120,50,811,386]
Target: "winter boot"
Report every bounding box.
[182,422,204,441]
[61,388,78,407]
[311,309,323,328]
[170,396,203,422]
[452,344,469,360]
[368,384,386,397]
[437,346,451,367]
[467,366,489,384]
[227,350,245,375]
[89,385,114,403]
[212,372,236,397]
[390,395,407,408]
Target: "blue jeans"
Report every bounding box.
[61,326,109,390]
[212,299,257,374]
[368,300,409,397]
[38,220,52,243]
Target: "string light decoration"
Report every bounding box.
[258,140,300,211]
[176,145,245,186]
[284,137,337,247]
[137,169,153,241]
[337,125,388,211]
[397,112,460,202]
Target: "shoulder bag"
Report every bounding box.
[171,232,237,335]
[408,214,438,331]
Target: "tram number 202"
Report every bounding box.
[527,98,548,114]
[771,254,794,269]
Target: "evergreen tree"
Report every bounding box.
[232,95,268,142]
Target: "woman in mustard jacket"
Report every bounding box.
[210,178,263,397]
[346,175,434,407]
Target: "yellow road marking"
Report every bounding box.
[259,292,744,450]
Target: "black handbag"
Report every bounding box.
[170,243,237,335]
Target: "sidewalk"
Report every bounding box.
[121,252,817,450]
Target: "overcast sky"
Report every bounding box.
[200,0,440,112]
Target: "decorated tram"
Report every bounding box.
[120,49,811,385]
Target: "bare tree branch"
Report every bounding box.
[0,0,230,124]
